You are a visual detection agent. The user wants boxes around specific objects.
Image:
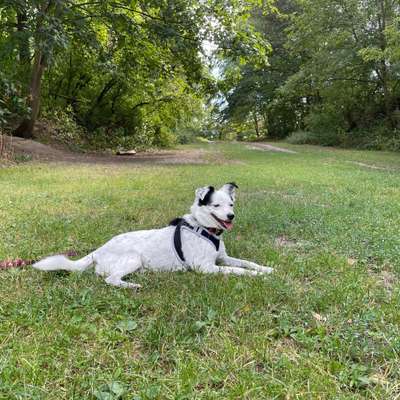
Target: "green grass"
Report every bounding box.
[1,142,400,399]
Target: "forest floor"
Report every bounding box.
[2,136,210,165]
[1,142,400,399]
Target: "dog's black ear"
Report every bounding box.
[196,186,215,206]
[220,182,238,201]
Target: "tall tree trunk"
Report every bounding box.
[262,113,268,137]
[13,0,56,139]
[13,51,47,139]
[253,111,260,136]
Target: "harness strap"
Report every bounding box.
[173,219,220,267]
[173,220,186,263]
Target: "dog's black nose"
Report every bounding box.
[227,213,235,221]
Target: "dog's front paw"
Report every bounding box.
[260,266,274,274]
[128,283,142,291]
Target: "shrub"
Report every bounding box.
[88,127,152,152]
[40,107,86,148]
[196,136,211,143]
[0,74,29,130]
[287,125,400,151]
[286,129,343,147]
[152,126,176,148]
[346,125,400,151]
[285,130,318,144]
[176,128,201,144]
[85,125,176,152]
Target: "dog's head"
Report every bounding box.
[190,182,238,231]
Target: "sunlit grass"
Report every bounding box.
[1,143,400,399]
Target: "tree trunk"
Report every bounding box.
[13,0,57,139]
[13,51,47,139]
[253,112,260,136]
[84,78,117,128]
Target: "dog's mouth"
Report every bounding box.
[211,213,234,230]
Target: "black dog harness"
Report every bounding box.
[171,218,220,268]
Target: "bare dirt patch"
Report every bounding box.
[379,270,396,291]
[346,160,391,171]
[370,269,396,292]
[2,136,211,165]
[245,142,297,154]
[275,235,299,248]
[274,235,311,251]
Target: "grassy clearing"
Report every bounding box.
[1,143,400,399]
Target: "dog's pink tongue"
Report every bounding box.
[225,221,234,230]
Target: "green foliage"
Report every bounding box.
[0,0,270,148]
[152,126,177,148]
[41,107,86,146]
[0,73,29,129]
[285,130,317,145]
[218,0,400,150]
[13,153,33,163]
[287,124,400,151]
[176,128,198,144]
[195,136,212,144]
[218,0,301,139]
[343,125,400,151]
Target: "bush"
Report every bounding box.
[286,129,344,147]
[152,126,176,148]
[87,127,151,152]
[196,136,211,143]
[0,74,29,130]
[236,130,259,141]
[40,107,86,147]
[85,125,176,152]
[285,130,318,144]
[345,125,400,151]
[176,127,203,144]
[286,125,400,151]
[381,134,400,151]
[297,107,346,146]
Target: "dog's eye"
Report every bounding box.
[213,204,220,208]
[229,204,233,207]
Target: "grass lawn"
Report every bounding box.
[1,142,400,399]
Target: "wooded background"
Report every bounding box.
[1,0,400,150]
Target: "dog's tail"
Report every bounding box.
[33,253,94,272]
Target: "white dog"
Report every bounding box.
[33,183,273,289]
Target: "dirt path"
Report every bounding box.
[245,142,297,154]
[3,136,209,165]
[345,160,390,171]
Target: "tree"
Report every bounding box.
[1,0,270,143]
[283,0,400,133]
[218,0,300,138]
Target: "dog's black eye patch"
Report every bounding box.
[198,186,215,206]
